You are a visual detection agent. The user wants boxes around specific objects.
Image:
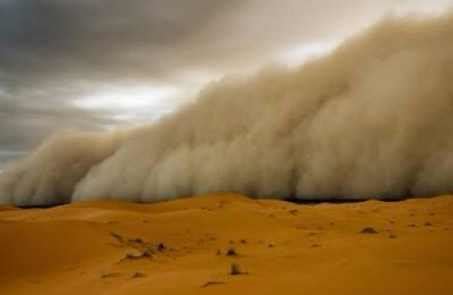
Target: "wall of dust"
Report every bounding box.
[2,13,453,205]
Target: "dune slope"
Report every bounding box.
[1,193,453,294]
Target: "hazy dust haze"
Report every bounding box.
[2,13,453,206]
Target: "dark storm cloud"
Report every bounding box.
[0,0,246,157]
[1,0,414,87]
[0,0,245,86]
[0,0,451,160]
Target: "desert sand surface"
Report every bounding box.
[1,193,452,295]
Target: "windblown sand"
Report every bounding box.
[1,194,452,294]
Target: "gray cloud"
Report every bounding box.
[4,0,448,87]
[0,0,245,86]
[0,0,248,160]
[0,87,116,151]
[0,0,452,164]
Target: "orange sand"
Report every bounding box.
[1,193,452,294]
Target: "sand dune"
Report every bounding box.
[1,193,453,294]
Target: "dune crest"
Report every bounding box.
[2,14,453,205]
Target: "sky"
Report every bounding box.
[0,0,452,166]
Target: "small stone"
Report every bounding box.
[110,232,124,243]
[101,272,121,279]
[157,243,166,251]
[230,263,242,275]
[143,248,153,257]
[360,227,378,234]
[289,209,299,215]
[226,247,237,256]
